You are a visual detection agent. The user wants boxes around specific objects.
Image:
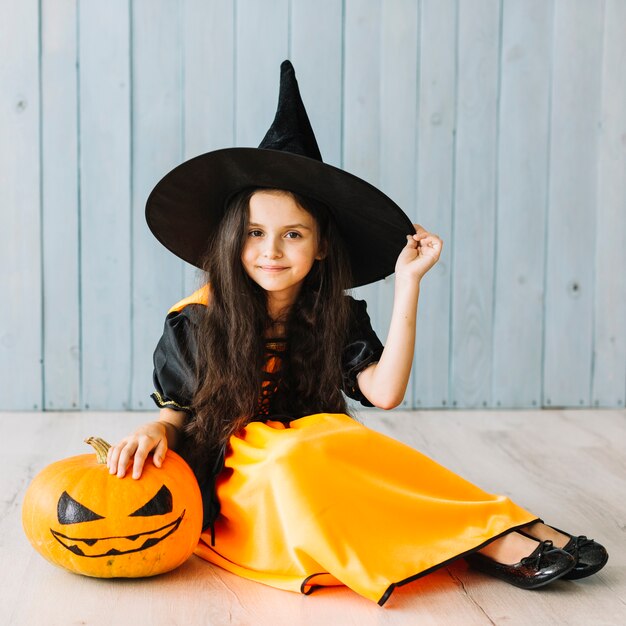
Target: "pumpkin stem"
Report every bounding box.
[84,437,112,464]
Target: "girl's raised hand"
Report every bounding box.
[395,224,443,283]
[106,421,169,480]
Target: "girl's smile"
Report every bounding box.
[258,265,288,271]
[241,190,324,312]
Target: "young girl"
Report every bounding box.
[107,61,607,606]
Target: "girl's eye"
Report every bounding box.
[285,231,302,239]
[248,230,263,237]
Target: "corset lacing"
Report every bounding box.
[252,338,286,420]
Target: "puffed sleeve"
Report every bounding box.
[341,297,384,407]
[150,305,201,412]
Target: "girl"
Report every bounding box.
[107,61,607,606]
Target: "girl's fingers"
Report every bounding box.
[108,442,124,474]
[413,233,442,250]
[116,441,138,478]
[410,223,440,239]
[133,446,149,479]
[132,439,154,479]
[153,438,168,468]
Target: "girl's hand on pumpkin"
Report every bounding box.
[394,224,443,284]
[107,421,169,479]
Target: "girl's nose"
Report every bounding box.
[262,237,282,258]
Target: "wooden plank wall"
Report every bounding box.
[1,0,624,412]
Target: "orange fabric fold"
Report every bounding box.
[168,285,210,313]
[195,413,538,605]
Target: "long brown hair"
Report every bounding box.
[182,187,353,472]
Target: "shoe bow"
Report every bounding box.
[520,539,555,569]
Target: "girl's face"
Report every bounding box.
[241,190,323,310]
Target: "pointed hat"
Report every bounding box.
[146,60,414,287]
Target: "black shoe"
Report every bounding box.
[561,534,609,579]
[465,539,576,589]
[519,524,609,580]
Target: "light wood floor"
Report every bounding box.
[2,409,624,626]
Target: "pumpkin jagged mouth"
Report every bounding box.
[49,510,186,557]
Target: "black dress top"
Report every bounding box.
[150,296,384,414]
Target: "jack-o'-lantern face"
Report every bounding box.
[51,484,184,558]
[22,438,203,578]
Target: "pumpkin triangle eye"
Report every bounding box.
[129,485,173,517]
[57,491,105,524]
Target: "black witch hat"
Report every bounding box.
[146,60,414,287]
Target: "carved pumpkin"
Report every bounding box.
[22,437,203,578]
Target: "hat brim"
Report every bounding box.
[145,147,415,288]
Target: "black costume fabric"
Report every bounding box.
[151,296,384,414]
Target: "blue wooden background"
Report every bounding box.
[1,0,625,411]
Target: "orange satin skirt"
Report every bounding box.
[194,413,539,605]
